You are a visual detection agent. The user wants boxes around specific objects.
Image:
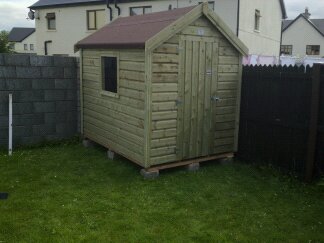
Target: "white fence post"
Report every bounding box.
[8,93,12,156]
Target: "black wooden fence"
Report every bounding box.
[238,64,323,181]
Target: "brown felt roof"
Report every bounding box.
[75,6,195,50]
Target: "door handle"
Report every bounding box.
[211,96,220,102]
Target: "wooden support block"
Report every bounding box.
[186,162,200,172]
[82,139,95,148]
[140,169,159,179]
[107,150,115,160]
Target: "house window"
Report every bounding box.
[9,43,15,50]
[87,9,106,30]
[24,44,28,50]
[254,9,261,31]
[30,44,34,51]
[306,45,320,55]
[130,6,152,16]
[102,56,118,94]
[46,13,56,30]
[280,45,293,55]
[198,1,215,10]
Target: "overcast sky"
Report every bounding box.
[0,0,324,31]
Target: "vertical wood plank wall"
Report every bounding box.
[150,17,241,166]
[82,49,146,165]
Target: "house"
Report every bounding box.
[29,0,286,57]
[8,28,37,53]
[75,4,248,171]
[281,8,324,57]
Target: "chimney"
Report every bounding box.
[304,7,311,19]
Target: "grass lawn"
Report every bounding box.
[0,142,323,242]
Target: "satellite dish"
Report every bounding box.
[28,10,35,20]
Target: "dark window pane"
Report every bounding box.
[103,57,117,93]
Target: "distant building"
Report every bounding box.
[281,8,324,57]
[8,27,37,54]
[29,0,286,57]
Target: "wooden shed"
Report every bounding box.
[75,3,248,172]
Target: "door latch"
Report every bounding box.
[211,96,220,102]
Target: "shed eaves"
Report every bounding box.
[8,27,35,42]
[75,6,195,49]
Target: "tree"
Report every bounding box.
[0,30,14,53]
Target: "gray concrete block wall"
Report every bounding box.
[0,54,80,147]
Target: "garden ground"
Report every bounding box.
[0,142,323,242]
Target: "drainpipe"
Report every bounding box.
[236,0,240,36]
[106,0,113,21]
[44,40,52,55]
[114,0,121,16]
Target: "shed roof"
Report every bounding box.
[8,28,35,42]
[76,6,195,49]
[75,4,248,55]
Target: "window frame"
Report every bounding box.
[306,45,320,55]
[254,9,261,32]
[30,44,34,51]
[280,45,293,55]
[100,54,120,98]
[24,44,28,50]
[87,9,105,30]
[129,6,152,16]
[46,12,56,30]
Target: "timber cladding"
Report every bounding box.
[78,3,247,168]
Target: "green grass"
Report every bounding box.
[0,142,323,242]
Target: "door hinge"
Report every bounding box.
[176,99,182,106]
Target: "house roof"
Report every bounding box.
[8,27,35,42]
[75,4,248,55]
[283,14,324,37]
[30,0,287,19]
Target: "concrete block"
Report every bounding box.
[0,116,7,127]
[33,102,55,113]
[19,136,45,145]
[56,123,76,136]
[13,113,44,126]
[107,150,115,160]
[16,90,44,102]
[30,55,54,66]
[186,162,200,172]
[65,90,77,101]
[13,103,33,115]
[32,79,55,89]
[219,157,234,165]
[16,67,41,78]
[0,67,16,78]
[0,54,4,65]
[140,169,159,179]
[83,139,95,148]
[0,79,5,89]
[4,54,30,66]
[55,101,76,112]
[41,67,64,78]
[64,67,77,78]
[5,79,32,90]
[32,124,56,136]
[44,90,66,101]
[53,56,76,67]
[55,79,77,89]
[0,91,10,103]
[13,125,33,137]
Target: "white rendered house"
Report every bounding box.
[8,27,37,54]
[281,8,324,57]
[29,0,286,56]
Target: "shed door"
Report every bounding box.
[176,38,219,160]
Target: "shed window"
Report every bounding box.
[87,9,106,30]
[306,45,320,55]
[254,9,261,31]
[280,45,292,55]
[198,1,215,10]
[46,13,56,30]
[30,44,34,51]
[24,44,28,50]
[102,56,118,94]
[130,6,152,16]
